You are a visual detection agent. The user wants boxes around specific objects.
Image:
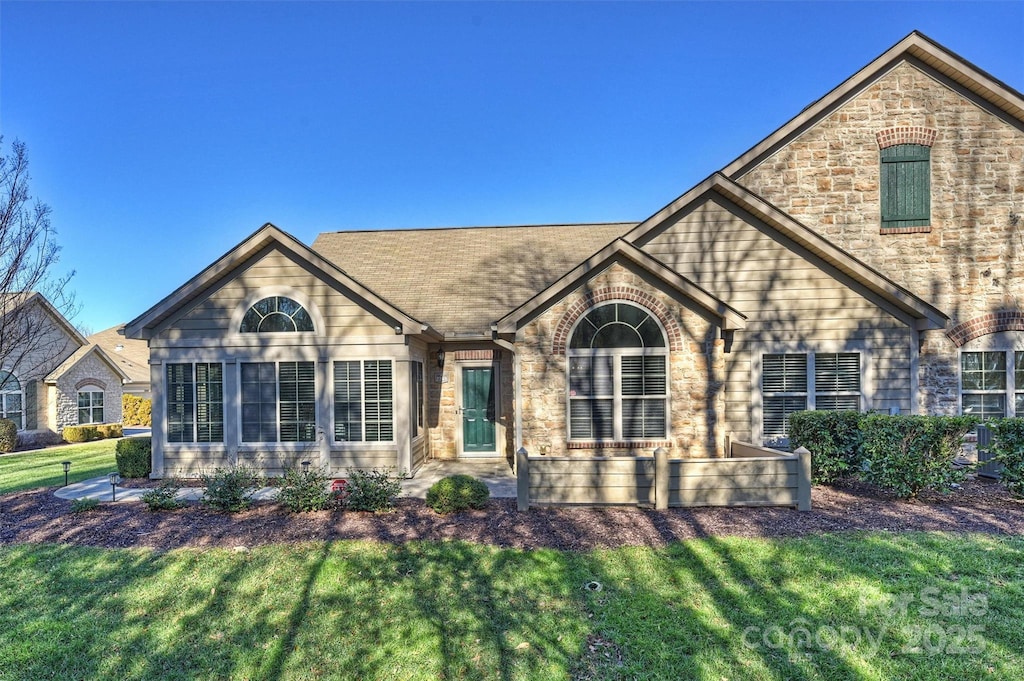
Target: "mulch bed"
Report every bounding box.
[2,478,1022,552]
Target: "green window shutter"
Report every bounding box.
[881,144,930,228]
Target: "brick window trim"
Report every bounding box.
[875,126,937,150]
[880,225,932,235]
[567,440,673,450]
[552,286,685,355]
[947,311,1024,347]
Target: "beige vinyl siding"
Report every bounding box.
[145,243,420,478]
[164,248,400,340]
[640,196,914,441]
[162,448,343,477]
[161,447,231,476]
[412,437,427,469]
[329,447,399,474]
[159,448,402,477]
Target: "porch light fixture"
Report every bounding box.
[62,461,71,487]
[436,349,445,368]
[109,472,121,502]
[301,460,311,474]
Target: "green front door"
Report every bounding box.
[462,366,496,454]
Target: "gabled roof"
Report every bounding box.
[0,291,87,347]
[46,344,131,384]
[723,31,1024,179]
[89,325,150,385]
[124,223,440,340]
[495,238,747,334]
[623,173,949,330]
[312,223,636,336]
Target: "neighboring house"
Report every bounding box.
[0,293,129,439]
[87,325,152,399]
[124,32,1024,481]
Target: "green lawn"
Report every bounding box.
[0,439,119,495]
[0,532,1020,680]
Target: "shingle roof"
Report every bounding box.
[87,324,150,386]
[311,223,637,335]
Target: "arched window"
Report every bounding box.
[240,296,314,333]
[0,371,23,430]
[567,303,668,441]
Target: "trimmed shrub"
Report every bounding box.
[425,474,490,514]
[0,418,17,453]
[70,498,100,513]
[860,414,977,498]
[17,430,63,449]
[984,418,1024,497]
[141,481,186,510]
[790,410,864,484]
[278,466,335,513]
[116,437,152,478]
[344,468,402,512]
[201,464,262,512]
[62,425,100,443]
[98,424,124,439]
[122,394,152,427]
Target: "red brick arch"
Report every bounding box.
[947,311,1024,347]
[552,287,684,355]
[875,126,937,149]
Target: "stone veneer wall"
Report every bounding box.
[53,353,123,430]
[517,262,725,458]
[739,62,1024,413]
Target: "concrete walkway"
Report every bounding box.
[53,478,278,503]
[399,460,517,499]
[54,459,517,503]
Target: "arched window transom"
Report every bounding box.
[567,303,668,441]
[240,297,314,333]
[570,303,666,349]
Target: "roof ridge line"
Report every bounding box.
[314,222,640,236]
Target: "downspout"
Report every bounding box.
[492,331,521,471]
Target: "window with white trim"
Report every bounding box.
[961,350,1024,419]
[0,371,23,430]
[167,363,225,443]
[334,360,394,442]
[241,361,316,443]
[568,303,668,441]
[761,352,862,446]
[78,389,104,425]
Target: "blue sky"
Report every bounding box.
[1,1,1022,334]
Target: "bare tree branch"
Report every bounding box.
[0,137,78,386]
